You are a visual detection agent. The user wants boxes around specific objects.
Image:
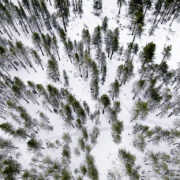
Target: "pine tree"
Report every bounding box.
[12,77,29,103]
[14,2,30,35]
[93,0,102,16]
[31,50,44,70]
[140,42,156,67]
[47,56,60,82]
[117,0,126,15]
[112,121,123,143]
[41,33,52,56]
[83,101,90,116]
[47,84,60,108]
[15,41,36,72]
[65,38,74,62]
[132,80,145,100]
[101,16,108,32]
[120,61,134,86]
[131,10,144,43]
[27,138,43,151]
[110,79,120,100]
[22,0,32,16]
[63,70,69,86]
[92,26,102,49]
[39,0,52,32]
[15,128,33,139]
[105,29,113,58]
[100,94,111,114]
[132,101,149,120]
[52,33,61,61]
[162,45,172,62]
[0,46,18,72]
[143,0,152,17]
[0,122,15,135]
[0,136,18,150]
[32,32,44,56]
[101,65,107,85]
[55,0,69,32]
[110,28,119,59]
[63,104,74,127]
[150,0,163,34]
[82,28,91,54]
[1,157,21,180]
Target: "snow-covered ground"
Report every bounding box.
[1,0,180,179]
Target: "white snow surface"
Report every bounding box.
[1,0,180,179]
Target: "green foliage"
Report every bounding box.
[27,138,41,151]
[86,155,99,180]
[61,169,71,180]
[92,26,101,48]
[100,94,111,113]
[1,158,21,180]
[0,123,15,135]
[111,79,120,100]
[133,101,149,120]
[47,56,60,82]
[140,42,156,67]
[112,121,123,143]
[80,164,87,175]
[101,16,108,32]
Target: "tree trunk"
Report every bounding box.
[169,11,178,27]
[118,3,122,15]
[61,15,67,32]
[38,43,44,56]
[110,50,114,59]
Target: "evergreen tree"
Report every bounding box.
[101,16,108,32]
[15,41,36,72]
[140,42,156,67]
[39,0,52,32]
[0,136,18,150]
[120,61,134,86]
[100,94,111,114]
[63,104,74,127]
[112,121,123,143]
[31,50,44,70]
[83,101,90,116]
[110,28,119,59]
[101,65,107,85]
[82,28,91,54]
[143,0,152,17]
[92,26,102,49]
[55,0,69,32]
[93,0,102,16]
[117,0,126,15]
[110,79,120,100]
[32,32,44,56]
[47,56,60,82]
[15,128,33,139]
[27,138,43,151]
[132,101,149,120]
[47,84,60,108]
[0,122,15,135]
[12,77,29,103]
[52,33,61,61]
[1,157,21,180]
[63,70,69,86]
[162,45,172,62]
[131,10,144,43]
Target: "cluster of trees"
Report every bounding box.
[132,123,180,152]
[118,149,140,180]
[0,0,180,179]
[145,150,180,179]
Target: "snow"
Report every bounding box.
[1,0,180,179]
